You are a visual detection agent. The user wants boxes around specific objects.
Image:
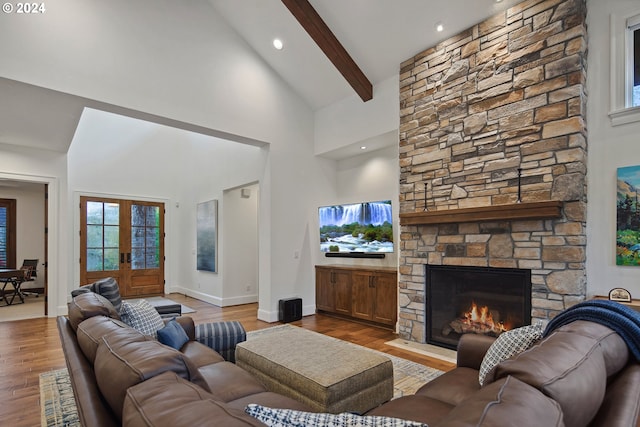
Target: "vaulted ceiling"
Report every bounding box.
[0,0,521,156]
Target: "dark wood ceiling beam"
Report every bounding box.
[281,0,373,102]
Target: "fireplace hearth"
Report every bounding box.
[426,265,532,350]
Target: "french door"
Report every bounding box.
[80,196,165,297]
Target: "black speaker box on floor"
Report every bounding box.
[279,297,302,323]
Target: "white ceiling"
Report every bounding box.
[210,0,522,110]
[0,0,522,156]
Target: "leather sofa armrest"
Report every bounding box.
[456,333,496,370]
[172,316,195,341]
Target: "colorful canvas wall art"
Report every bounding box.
[616,165,640,266]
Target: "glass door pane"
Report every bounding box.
[131,204,160,270]
[86,201,120,271]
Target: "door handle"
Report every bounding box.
[120,253,125,264]
[127,253,131,263]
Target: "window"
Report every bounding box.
[610,10,640,126]
[0,199,17,268]
[628,14,640,107]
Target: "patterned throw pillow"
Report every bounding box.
[478,322,544,386]
[120,300,165,339]
[92,277,123,314]
[70,277,123,314]
[244,404,429,427]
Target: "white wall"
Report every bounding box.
[586,0,640,298]
[315,76,400,155]
[222,183,259,305]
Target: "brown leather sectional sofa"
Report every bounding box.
[58,292,640,427]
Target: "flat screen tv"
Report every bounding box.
[319,200,394,253]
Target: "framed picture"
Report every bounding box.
[616,165,640,266]
[608,287,632,302]
[196,199,218,272]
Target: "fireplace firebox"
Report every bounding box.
[426,264,532,350]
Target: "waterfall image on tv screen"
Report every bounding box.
[319,200,393,253]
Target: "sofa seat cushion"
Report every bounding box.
[181,340,226,368]
[76,315,135,364]
[197,361,268,403]
[435,376,565,427]
[493,329,607,427]
[366,395,454,426]
[123,371,265,427]
[227,392,316,413]
[414,367,481,406]
[94,328,210,421]
[68,292,120,331]
[589,363,640,427]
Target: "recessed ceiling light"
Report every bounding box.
[436,23,444,32]
[273,38,283,50]
[360,146,367,150]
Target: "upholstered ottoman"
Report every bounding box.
[195,321,246,363]
[236,325,393,414]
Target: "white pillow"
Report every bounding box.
[120,300,165,339]
[478,322,544,386]
[245,404,429,427]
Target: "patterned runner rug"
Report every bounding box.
[39,326,444,426]
[39,368,80,427]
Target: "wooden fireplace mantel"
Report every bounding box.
[399,201,563,226]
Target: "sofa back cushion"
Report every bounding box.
[68,292,120,331]
[94,329,210,422]
[492,327,606,427]
[436,376,565,427]
[76,315,135,364]
[550,320,629,377]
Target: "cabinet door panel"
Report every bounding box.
[315,268,334,311]
[373,272,397,325]
[351,272,374,320]
[333,270,352,315]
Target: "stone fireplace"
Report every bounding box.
[397,0,588,344]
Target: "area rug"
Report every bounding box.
[247,325,444,398]
[39,368,80,427]
[128,296,195,314]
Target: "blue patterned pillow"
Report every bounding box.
[244,405,429,427]
[120,300,165,339]
[157,318,190,350]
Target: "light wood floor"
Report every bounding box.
[0,294,454,427]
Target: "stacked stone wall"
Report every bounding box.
[398,0,588,343]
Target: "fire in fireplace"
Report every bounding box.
[426,265,532,350]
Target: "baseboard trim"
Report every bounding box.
[172,286,257,308]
